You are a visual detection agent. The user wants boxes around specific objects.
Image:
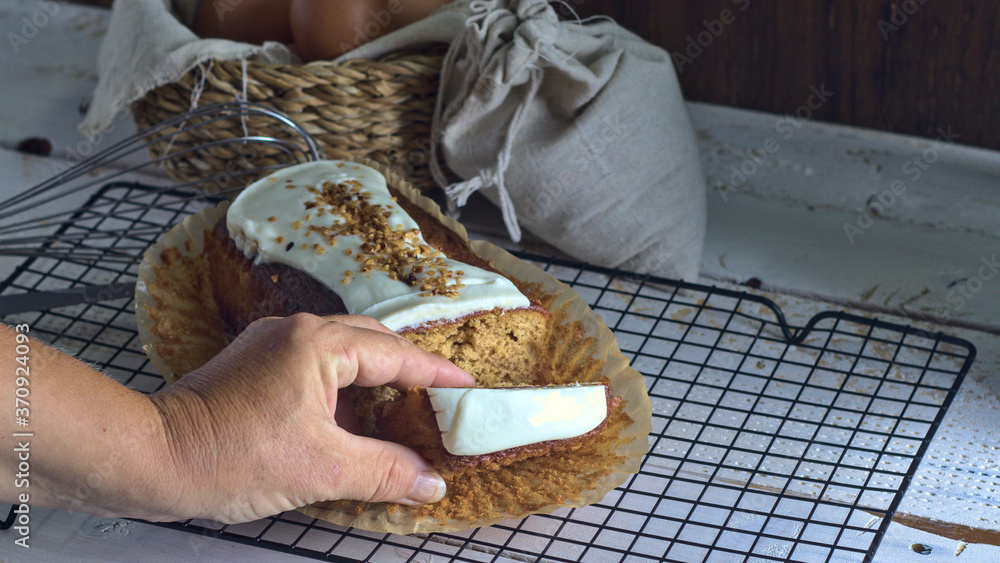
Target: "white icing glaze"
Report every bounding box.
[226,161,530,332]
[426,385,608,456]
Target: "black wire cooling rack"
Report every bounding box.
[0,183,976,563]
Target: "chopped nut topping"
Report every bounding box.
[293,178,465,298]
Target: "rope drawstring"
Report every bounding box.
[161,60,214,158]
[430,0,550,243]
[238,58,250,140]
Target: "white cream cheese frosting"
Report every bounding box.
[226,161,530,332]
[426,385,608,456]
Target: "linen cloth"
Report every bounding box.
[82,0,706,280]
[80,0,470,135]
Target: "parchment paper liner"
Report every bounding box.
[135,161,653,534]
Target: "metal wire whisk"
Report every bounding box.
[0,102,322,267]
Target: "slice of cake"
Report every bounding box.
[376,383,617,474]
[199,160,549,385]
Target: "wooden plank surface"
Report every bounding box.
[0,1,138,159]
[691,102,1000,333]
[9,508,306,562]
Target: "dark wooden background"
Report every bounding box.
[72,0,1000,151]
[570,0,1000,151]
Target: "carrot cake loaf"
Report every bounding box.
[140,159,642,527]
[200,160,549,385]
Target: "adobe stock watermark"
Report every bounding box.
[553,0,587,19]
[335,0,423,54]
[519,114,627,223]
[7,0,63,54]
[210,0,244,21]
[943,253,1000,318]
[48,53,186,179]
[11,324,32,549]
[620,248,675,287]
[842,126,960,244]
[671,0,750,74]
[47,108,135,178]
[878,0,931,41]
[718,84,834,202]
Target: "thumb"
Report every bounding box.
[334,433,447,506]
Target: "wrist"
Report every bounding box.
[145,383,217,522]
[1,325,204,522]
[66,389,197,522]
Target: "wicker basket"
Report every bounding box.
[131,49,444,193]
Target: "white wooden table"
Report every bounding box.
[1,1,999,561]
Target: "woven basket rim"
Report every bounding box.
[196,45,448,73]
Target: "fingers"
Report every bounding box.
[319,317,475,391]
[333,432,446,506]
[324,314,398,336]
[333,389,361,435]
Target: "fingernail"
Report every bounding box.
[403,471,447,505]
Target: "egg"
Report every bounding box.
[195,0,451,62]
[194,0,294,46]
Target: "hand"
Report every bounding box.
[149,313,474,523]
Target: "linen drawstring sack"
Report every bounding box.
[430,0,706,280]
